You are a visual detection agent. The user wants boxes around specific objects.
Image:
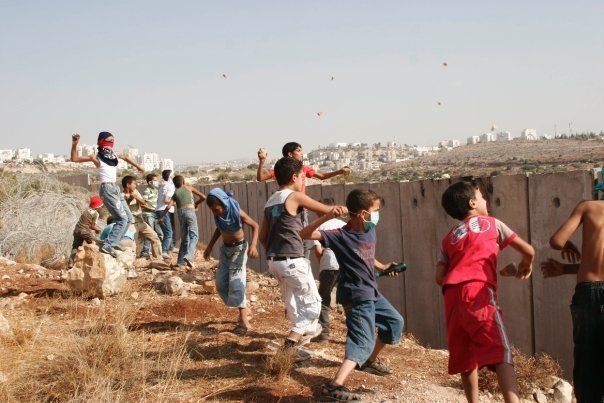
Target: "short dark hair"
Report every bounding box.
[173,175,185,188]
[273,157,302,186]
[441,181,478,220]
[282,142,302,157]
[146,173,157,183]
[346,189,380,214]
[206,194,222,207]
[121,175,136,189]
[161,170,172,181]
[106,216,114,225]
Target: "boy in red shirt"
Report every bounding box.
[436,181,534,403]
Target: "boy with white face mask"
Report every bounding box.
[301,189,405,402]
[141,173,163,258]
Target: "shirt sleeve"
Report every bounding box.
[495,218,517,249]
[320,228,340,250]
[303,165,316,178]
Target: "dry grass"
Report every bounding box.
[479,347,562,395]
[0,297,191,402]
[264,346,296,380]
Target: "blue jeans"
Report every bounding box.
[216,240,248,308]
[158,210,173,254]
[176,208,198,265]
[344,296,404,365]
[141,213,163,255]
[570,281,604,403]
[99,182,132,249]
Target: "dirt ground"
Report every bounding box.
[0,254,562,402]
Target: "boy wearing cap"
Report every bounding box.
[68,195,104,268]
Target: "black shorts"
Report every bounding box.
[570,281,604,403]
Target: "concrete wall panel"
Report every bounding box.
[528,170,592,377]
[489,174,534,355]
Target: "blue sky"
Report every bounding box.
[1,1,602,163]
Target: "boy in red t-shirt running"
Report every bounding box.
[436,181,534,403]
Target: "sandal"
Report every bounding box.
[232,324,250,336]
[358,358,392,376]
[320,382,361,402]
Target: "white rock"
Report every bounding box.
[552,379,573,403]
[131,292,139,300]
[1,275,10,280]
[0,313,12,336]
[164,276,186,295]
[91,298,101,306]
[256,308,266,313]
[18,292,28,300]
[46,354,55,361]
[66,244,128,298]
[0,371,7,383]
[249,294,258,302]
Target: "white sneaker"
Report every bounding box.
[299,323,323,346]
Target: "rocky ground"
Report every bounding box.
[0,249,573,402]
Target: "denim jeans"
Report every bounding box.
[570,281,604,403]
[141,213,163,256]
[318,270,339,336]
[157,210,173,254]
[344,296,404,366]
[268,257,321,335]
[99,183,132,249]
[176,208,198,265]
[215,240,248,308]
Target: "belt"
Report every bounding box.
[268,256,303,261]
[224,239,246,247]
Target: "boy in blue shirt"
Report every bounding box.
[301,189,404,401]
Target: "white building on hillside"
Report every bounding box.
[142,152,160,171]
[479,133,494,143]
[0,149,14,162]
[161,159,174,171]
[467,136,480,145]
[15,148,32,162]
[496,131,512,141]
[521,129,538,141]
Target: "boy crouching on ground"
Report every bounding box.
[301,189,404,401]
[437,181,534,403]
[203,187,259,335]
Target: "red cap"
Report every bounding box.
[89,195,104,209]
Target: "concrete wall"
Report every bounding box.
[68,170,594,378]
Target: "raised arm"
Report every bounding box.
[312,166,351,180]
[550,201,585,258]
[119,155,145,173]
[291,191,348,217]
[189,186,207,207]
[70,134,99,166]
[256,147,272,181]
[508,236,535,279]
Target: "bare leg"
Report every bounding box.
[495,363,520,403]
[461,369,479,403]
[238,307,252,329]
[368,338,387,362]
[332,359,358,386]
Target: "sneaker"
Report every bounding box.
[299,324,323,346]
[100,244,118,258]
[113,245,125,252]
[358,358,392,376]
[162,252,169,259]
[140,253,150,258]
[184,257,195,270]
[283,338,311,363]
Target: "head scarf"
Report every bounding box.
[208,188,242,233]
[97,131,118,167]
